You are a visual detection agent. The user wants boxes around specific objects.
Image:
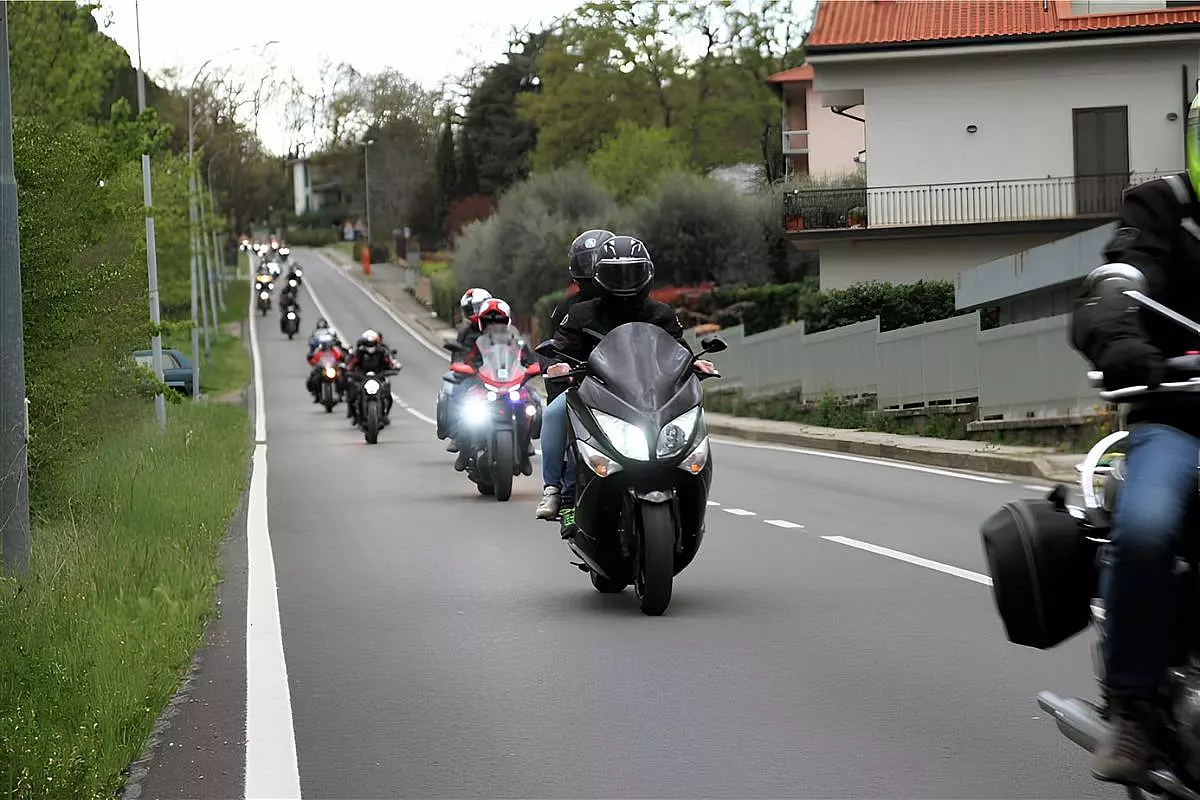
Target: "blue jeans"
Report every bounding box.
[1104,423,1200,690]
[540,393,576,503]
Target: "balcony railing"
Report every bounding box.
[781,172,1166,232]
[782,130,809,154]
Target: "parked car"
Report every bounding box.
[132,349,195,397]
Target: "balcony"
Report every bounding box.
[782,130,809,154]
[782,172,1164,233]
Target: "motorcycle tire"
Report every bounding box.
[364,401,380,444]
[636,502,675,616]
[590,571,628,594]
[493,432,515,502]
[476,482,495,496]
[288,331,295,340]
[321,382,335,412]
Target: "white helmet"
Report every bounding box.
[459,288,492,320]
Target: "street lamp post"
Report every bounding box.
[360,138,375,244]
[207,152,225,311]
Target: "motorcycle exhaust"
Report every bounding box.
[1036,691,1105,753]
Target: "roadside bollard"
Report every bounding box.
[361,244,371,276]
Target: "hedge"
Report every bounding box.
[352,240,392,264]
[285,226,339,246]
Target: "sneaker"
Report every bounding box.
[559,507,577,540]
[536,486,561,520]
[1091,688,1158,786]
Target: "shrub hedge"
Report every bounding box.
[285,227,339,246]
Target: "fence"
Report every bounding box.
[685,311,1098,421]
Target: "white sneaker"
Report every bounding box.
[535,486,561,520]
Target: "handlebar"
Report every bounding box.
[1090,355,1200,401]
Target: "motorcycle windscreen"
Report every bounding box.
[585,322,696,415]
[475,325,525,388]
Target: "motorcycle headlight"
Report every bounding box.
[286,312,296,319]
[259,291,269,299]
[525,404,537,417]
[577,438,623,477]
[486,390,498,402]
[464,397,488,426]
[656,406,701,459]
[323,366,336,379]
[508,389,521,402]
[363,378,381,395]
[294,268,303,277]
[592,410,649,461]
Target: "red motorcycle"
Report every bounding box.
[449,326,543,501]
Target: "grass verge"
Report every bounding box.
[0,401,251,799]
[163,280,250,399]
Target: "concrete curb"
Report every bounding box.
[705,420,1078,484]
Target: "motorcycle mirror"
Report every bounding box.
[1083,263,1146,298]
[450,363,475,375]
[699,335,728,354]
[525,362,542,376]
[442,341,459,353]
[534,339,558,357]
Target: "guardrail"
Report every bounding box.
[781,171,1167,232]
[685,311,1096,421]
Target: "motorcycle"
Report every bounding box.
[447,325,543,501]
[312,351,344,413]
[982,264,1200,799]
[356,367,400,445]
[535,323,726,616]
[280,301,300,338]
[257,286,272,316]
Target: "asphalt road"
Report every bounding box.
[142,248,1119,799]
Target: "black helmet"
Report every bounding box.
[316,318,329,329]
[593,236,654,298]
[568,229,615,283]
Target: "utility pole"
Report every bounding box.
[135,0,166,431]
[0,0,31,577]
[207,157,225,311]
[199,183,219,335]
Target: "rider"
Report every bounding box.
[443,288,493,451]
[306,318,346,358]
[1069,94,1200,787]
[534,229,615,520]
[448,298,538,471]
[306,331,347,401]
[546,235,715,539]
[346,329,399,427]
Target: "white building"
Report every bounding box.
[766,63,865,179]
[290,158,317,217]
[778,0,1200,292]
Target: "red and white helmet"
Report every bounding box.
[476,298,512,331]
[460,288,493,321]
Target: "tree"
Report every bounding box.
[433,111,457,243]
[586,122,687,202]
[8,1,131,126]
[460,30,545,197]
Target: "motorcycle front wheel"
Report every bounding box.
[636,502,676,616]
[493,431,515,502]
[364,401,380,444]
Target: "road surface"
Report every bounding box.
[136,249,1112,799]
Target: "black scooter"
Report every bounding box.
[536,323,726,616]
[280,301,300,339]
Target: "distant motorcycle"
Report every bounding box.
[280,301,300,338]
[448,325,543,502]
[257,288,271,316]
[357,367,401,445]
[312,351,344,413]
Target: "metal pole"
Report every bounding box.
[0,0,30,577]
[191,176,211,359]
[135,0,166,430]
[363,143,372,245]
[187,96,201,395]
[200,182,220,333]
[207,156,225,311]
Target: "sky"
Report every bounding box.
[97,0,817,156]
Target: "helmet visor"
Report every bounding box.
[595,258,652,297]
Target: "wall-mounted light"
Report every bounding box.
[966,124,979,134]
[1168,112,1180,122]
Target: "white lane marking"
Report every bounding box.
[706,500,721,506]
[710,437,1013,485]
[1024,484,1052,492]
[764,519,805,529]
[723,507,756,516]
[245,292,302,799]
[823,535,993,587]
[398,399,437,426]
[309,249,450,361]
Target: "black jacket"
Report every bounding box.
[551,296,685,366]
[454,323,480,361]
[1070,174,1200,437]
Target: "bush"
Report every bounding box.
[801,279,957,334]
[430,270,460,322]
[286,227,339,247]
[352,240,392,264]
[443,194,495,245]
[534,288,570,341]
[712,280,817,334]
[586,122,688,203]
[625,172,772,288]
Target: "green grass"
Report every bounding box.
[0,402,251,799]
[162,280,251,398]
[332,240,355,262]
[419,259,449,277]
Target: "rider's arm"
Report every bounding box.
[551,313,589,363]
[647,302,686,341]
[1070,179,1176,386]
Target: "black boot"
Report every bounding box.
[1092,687,1159,786]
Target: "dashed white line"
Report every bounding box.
[710,437,1013,485]
[764,519,805,529]
[823,535,993,586]
[1023,484,1052,492]
[244,284,302,799]
[706,500,721,506]
[722,507,756,516]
